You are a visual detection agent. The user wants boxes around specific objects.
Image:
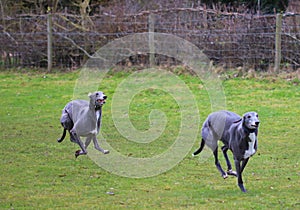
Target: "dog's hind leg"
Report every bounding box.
[213,148,228,179]
[192,139,205,156]
[57,129,66,143]
[222,145,237,177]
[234,158,247,192]
[59,112,73,143]
[93,137,109,154]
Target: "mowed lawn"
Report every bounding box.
[0,70,299,209]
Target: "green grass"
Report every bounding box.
[0,69,299,209]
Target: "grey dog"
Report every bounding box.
[193,110,260,192]
[57,91,109,158]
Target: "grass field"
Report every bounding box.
[0,69,299,209]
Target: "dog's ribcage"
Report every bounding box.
[70,100,100,136]
[244,133,256,159]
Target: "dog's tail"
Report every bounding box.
[57,128,67,143]
[192,139,205,157]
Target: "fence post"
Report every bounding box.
[149,13,155,67]
[47,12,53,72]
[274,13,282,73]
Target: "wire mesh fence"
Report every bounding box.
[0,8,299,71]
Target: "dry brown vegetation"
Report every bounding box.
[0,0,299,71]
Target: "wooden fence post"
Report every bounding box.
[47,12,53,72]
[274,13,282,73]
[149,13,155,67]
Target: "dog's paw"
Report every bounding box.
[75,150,87,158]
[238,183,247,193]
[227,169,237,177]
[103,150,110,154]
[75,150,81,158]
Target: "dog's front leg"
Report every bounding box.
[240,158,249,173]
[70,131,88,158]
[85,136,92,149]
[93,136,109,154]
[234,158,247,192]
[241,158,249,173]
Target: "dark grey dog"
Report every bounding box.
[57,91,109,158]
[193,110,260,192]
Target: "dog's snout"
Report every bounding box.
[255,121,260,126]
[103,95,107,100]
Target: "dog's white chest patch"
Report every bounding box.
[96,110,101,122]
[244,133,256,159]
[91,110,101,135]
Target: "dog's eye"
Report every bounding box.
[256,114,258,118]
[247,116,251,119]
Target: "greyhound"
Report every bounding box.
[57,91,109,158]
[193,110,260,192]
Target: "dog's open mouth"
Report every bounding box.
[97,99,106,105]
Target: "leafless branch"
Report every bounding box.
[57,33,94,58]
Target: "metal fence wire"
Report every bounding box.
[0,8,299,71]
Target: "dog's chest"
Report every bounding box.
[244,133,256,159]
[96,110,101,122]
[95,110,101,132]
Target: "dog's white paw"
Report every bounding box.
[222,173,228,179]
[75,150,88,158]
[227,169,237,177]
[75,150,81,158]
[103,150,110,154]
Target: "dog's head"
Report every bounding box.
[243,112,260,130]
[89,91,107,110]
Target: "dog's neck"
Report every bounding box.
[95,105,102,111]
[89,101,102,112]
[242,126,257,142]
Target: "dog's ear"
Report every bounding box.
[233,118,242,124]
[241,114,248,125]
[88,92,96,99]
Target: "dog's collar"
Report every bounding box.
[95,105,102,110]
